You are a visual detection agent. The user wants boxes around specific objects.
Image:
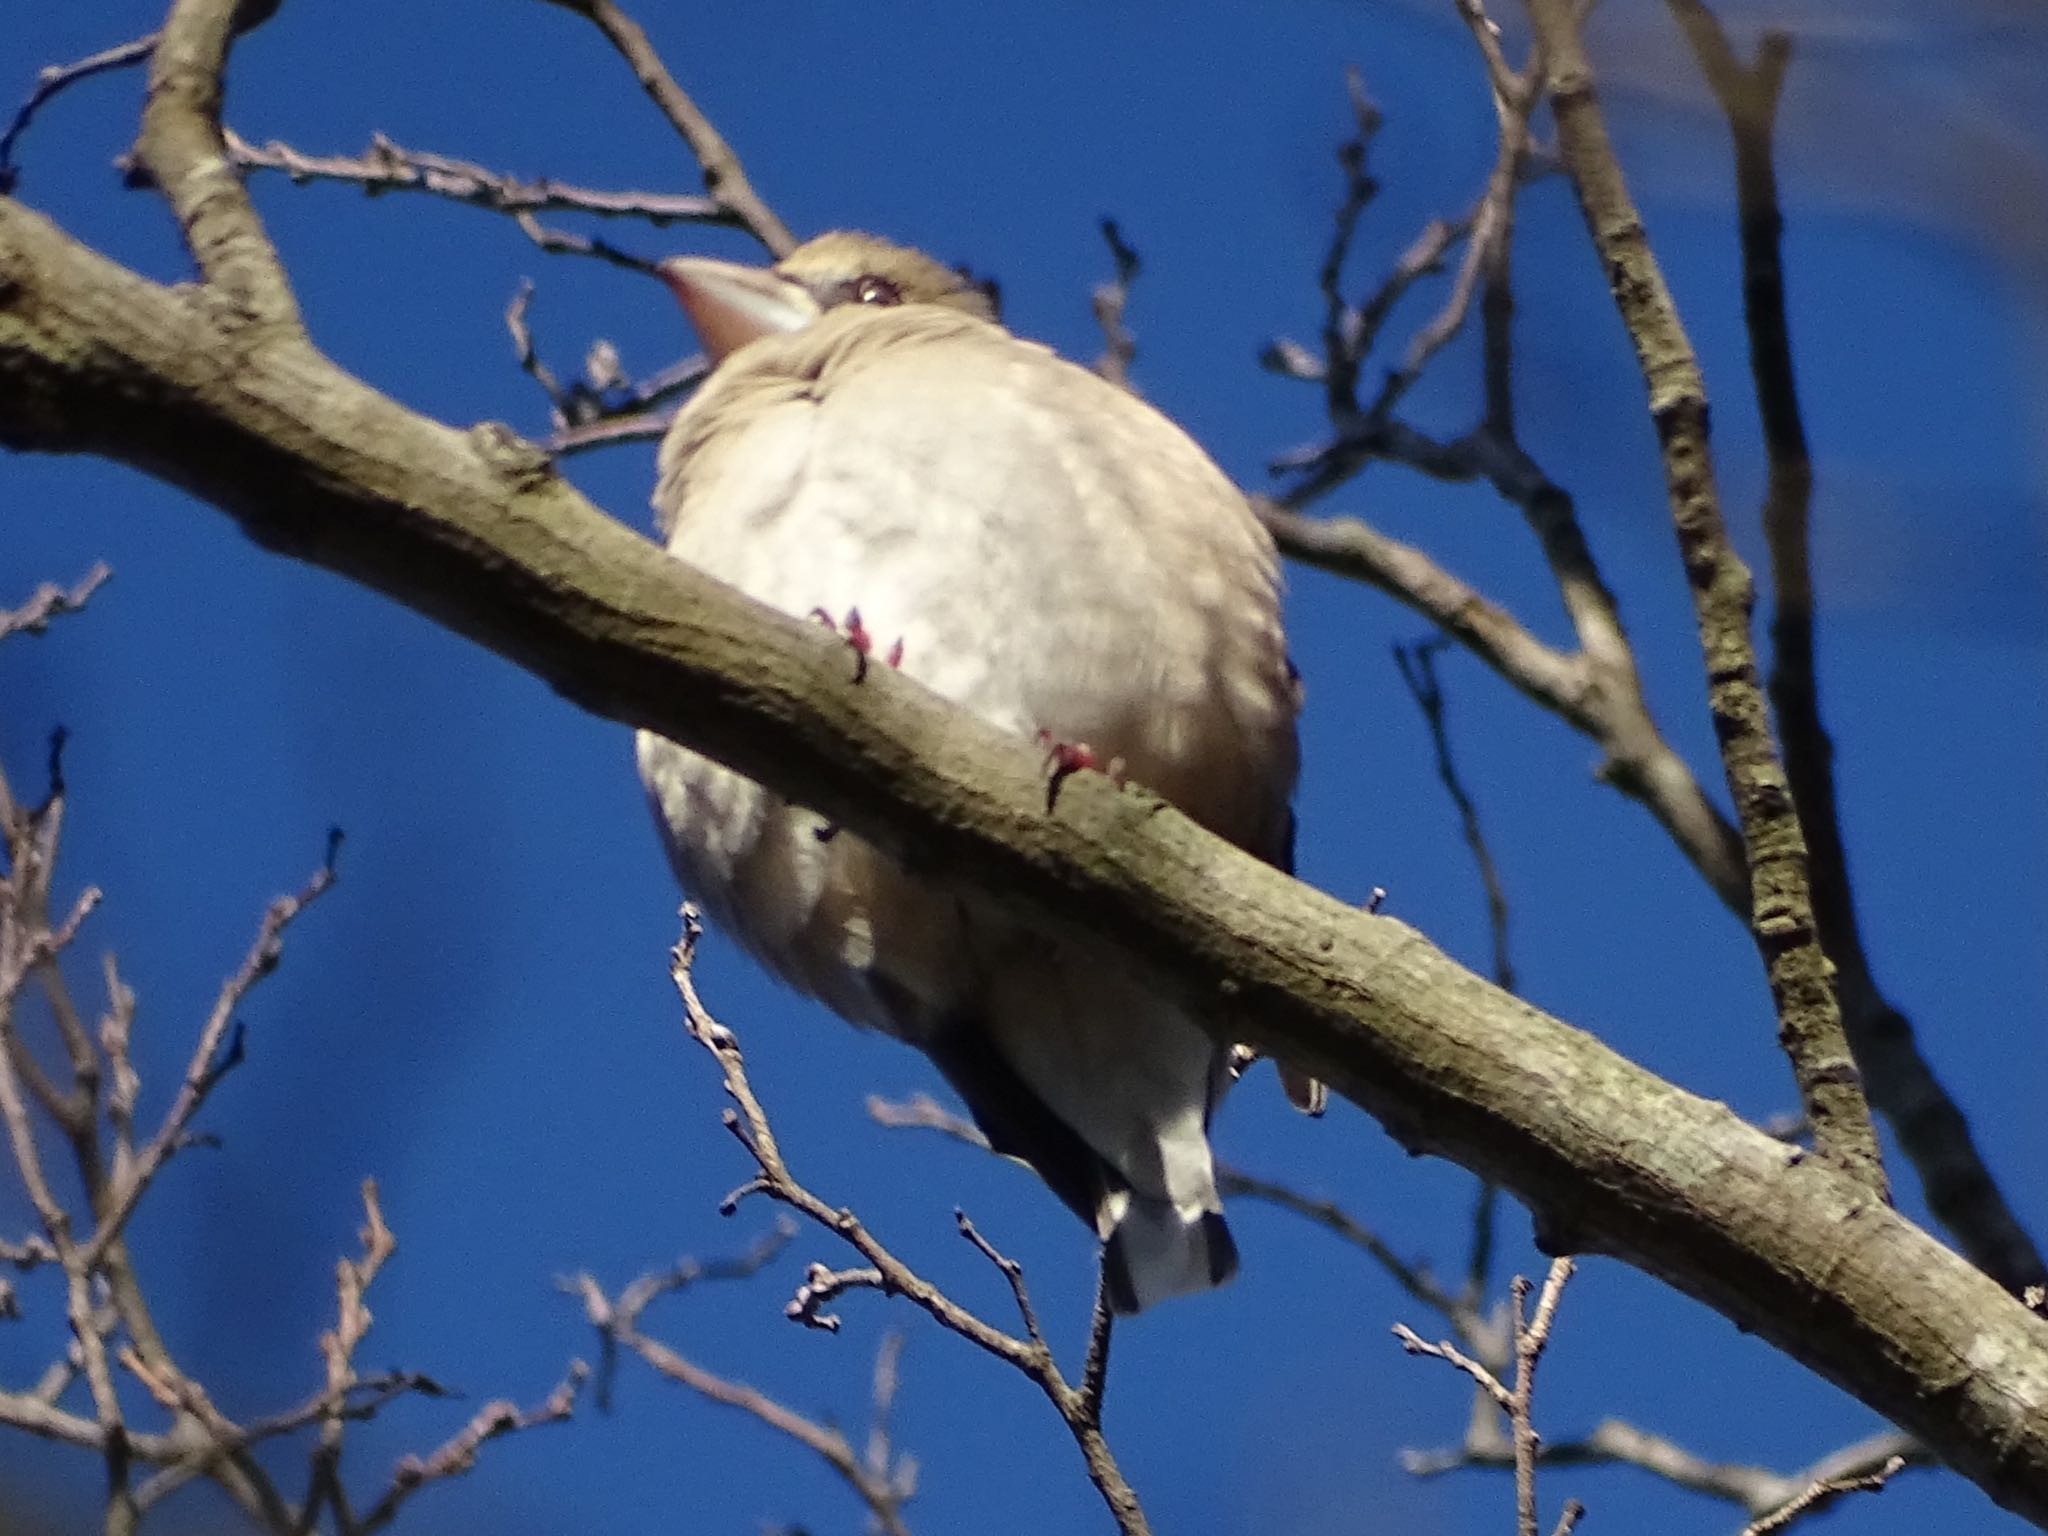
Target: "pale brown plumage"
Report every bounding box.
[636,231,1307,1310]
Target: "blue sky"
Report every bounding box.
[4,2,2045,1533]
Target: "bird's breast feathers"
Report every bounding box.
[641,302,1296,1025]
[656,305,1295,824]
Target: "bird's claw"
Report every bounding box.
[809,606,905,684]
[1036,732,1126,812]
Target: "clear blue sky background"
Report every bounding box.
[4,3,2045,1533]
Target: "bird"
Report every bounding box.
[635,230,1306,1312]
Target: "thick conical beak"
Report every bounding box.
[656,255,822,362]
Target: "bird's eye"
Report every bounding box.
[842,275,902,307]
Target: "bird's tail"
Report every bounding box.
[1101,1194,1238,1314]
[925,1000,1237,1315]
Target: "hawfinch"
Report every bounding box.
[637,231,1303,1311]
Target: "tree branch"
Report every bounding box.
[535,0,795,256]
[133,0,299,333]
[1665,0,2043,1294]
[81,837,338,1271]
[1091,218,1140,389]
[1395,1258,1580,1536]
[1520,0,1885,1193]
[1,565,113,641]
[0,32,158,195]
[225,129,733,227]
[1394,639,1514,991]
[668,913,1149,1536]
[1259,64,1751,928]
[8,190,2048,1518]
[568,1260,916,1536]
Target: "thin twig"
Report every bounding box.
[354,1363,587,1535]
[1395,1257,1579,1536]
[0,34,157,194]
[1393,638,1515,991]
[1091,217,1141,389]
[0,565,113,643]
[1220,1165,1469,1323]
[567,1260,913,1536]
[227,128,732,226]
[82,833,342,1269]
[504,280,708,450]
[866,1091,988,1149]
[670,909,1151,1536]
[510,211,661,275]
[1370,31,1543,421]
[297,1179,398,1529]
[536,0,796,256]
[1739,1454,1909,1536]
[1314,67,1384,418]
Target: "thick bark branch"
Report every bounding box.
[6,196,2048,1523]
[1522,0,1886,1194]
[1667,0,2045,1296]
[135,0,299,333]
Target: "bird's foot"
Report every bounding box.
[808,606,905,684]
[1036,731,1126,812]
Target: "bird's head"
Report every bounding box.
[656,231,996,363]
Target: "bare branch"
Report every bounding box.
[1520,0,1884,1191]
[0,33,157,195]
[1394,1323,1516,1411]
[291,1178,400,1526]
[226,129,731,226]
[1370,38,1542,421]
[508,210,661,276]
[536,0,795,256]
[864,1329,917,1513]
[1455,0,1519,100]
[567,1260,912,1536]
[1405,1402,1930,1525]
[1260,62,1750,927]
[1091,218,1141,389]
[132,0,300,330]
[670,910,1151,1536]
[1323,67,1388,417]
[1396,1258,1578,1536]
[0,564,112,643]
[1221,1164,1472,1324]
[954,1210,1050,1352]
[866,1091,988,1149]
[356,1363,587,1535]
[504,279,708,453]
[1512,1262,1574,1535]
[83,834,340,1269]
[1739,1453,1909,1536]
[1666,0,2042,1291]
[1393,638,1514,991]
[0,785,138,1530]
